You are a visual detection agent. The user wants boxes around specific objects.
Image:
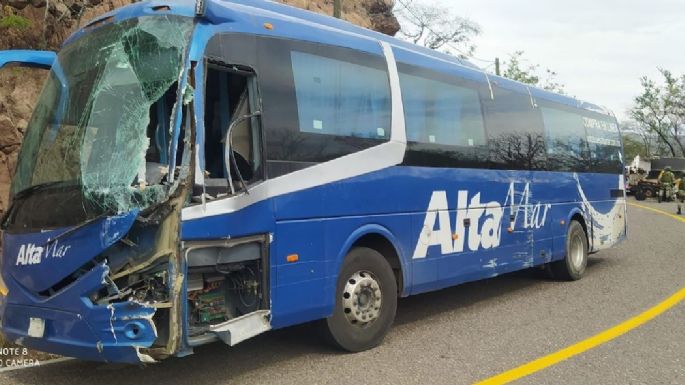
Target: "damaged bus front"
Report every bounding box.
[0,14,200,363]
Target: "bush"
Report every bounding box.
[0,14,32,30]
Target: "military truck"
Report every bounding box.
[634,158,685,201]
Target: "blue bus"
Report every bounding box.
[0,0,626,364]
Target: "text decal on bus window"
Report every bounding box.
[413,182,551,259]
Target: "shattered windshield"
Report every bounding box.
[6,15,193,231]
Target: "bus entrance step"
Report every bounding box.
[210,310,271,346]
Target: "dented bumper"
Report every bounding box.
[0,263,158,364]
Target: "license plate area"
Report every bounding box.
[28,317,45,338]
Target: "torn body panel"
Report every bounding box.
[1,177,191,363]
[1,14,198,364]
[0,263,158,363]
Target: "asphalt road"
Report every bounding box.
[1,197,684,385]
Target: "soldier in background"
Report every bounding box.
[659,166,676,203]
[678,176,685,214]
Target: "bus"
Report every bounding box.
[0,0,626,364]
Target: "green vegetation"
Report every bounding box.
[629,69,685,157]
[622,134,648,162]
[501,51,566,94]
[0,14,32,30]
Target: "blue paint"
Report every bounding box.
[183,167,625,329]
[0,263,156,363]
[3,211,138,293]
[0,50,55,69]
[0,0,626,364]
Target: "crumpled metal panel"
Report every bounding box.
[3,211,138,293]
[0,263,157,363]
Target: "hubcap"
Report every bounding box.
[569,233,585,270]
[342,271,382,326]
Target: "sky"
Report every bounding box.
[430,0,685,121]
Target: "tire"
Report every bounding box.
[549,221,588,281]
[644,188,655,199]
[324,247,397,352]
[635,188,646,201]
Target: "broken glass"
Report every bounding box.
[9,15,194,229]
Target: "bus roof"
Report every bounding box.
[69,0,615,119]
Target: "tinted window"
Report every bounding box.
[255,38,391,177]
[539,102,622,174]
[400,73,485,146]
[291,51,390,139]
[583,115,622,173]
[541,106,588,172]
[484,86,547,170]
[398,64,488,168]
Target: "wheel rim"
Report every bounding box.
[342,271,382,326]
[569,233,585,270]
[645,189,653,198]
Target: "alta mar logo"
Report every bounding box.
[15,244,44,266]
[15,240,71,266]
[413,182,552,259]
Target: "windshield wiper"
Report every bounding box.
[48,212,110,244]
[12,180,78,201]
[2,180,79,229]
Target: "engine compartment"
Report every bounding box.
[184,238,269,340]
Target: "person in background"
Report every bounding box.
[659,166,676,202]
[678,176,685,214]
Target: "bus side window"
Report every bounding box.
[484,85,547,171]
[203,63,262,195]
[398,65,488,168]
[290,51,390,140]
[256,38,392,178]
[540,104,588,172]
[582,115,622,174]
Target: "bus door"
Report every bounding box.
[190,33,265,200]
[180,47,271,348]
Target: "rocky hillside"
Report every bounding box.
[0,0,399,215]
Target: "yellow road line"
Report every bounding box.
[628,202,685,224]
[473,203,685,385]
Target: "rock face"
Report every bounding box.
[281,0,399,35]
[0,0,399,215]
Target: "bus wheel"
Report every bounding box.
[549,221,588,281]
[324,247,397,352]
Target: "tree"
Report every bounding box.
[629,69,685,157]
[394,0,481,58]
[621,134,647,162]
[619,119,674,159]
[501,51,565,94]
